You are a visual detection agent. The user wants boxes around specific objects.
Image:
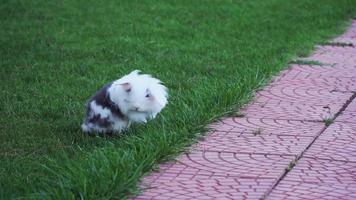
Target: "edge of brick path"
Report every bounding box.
[135,20,356,200]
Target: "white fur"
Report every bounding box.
[111,115,129,132]
[108,70,168,123]
[91,101,111,118]
[82,70,168,134]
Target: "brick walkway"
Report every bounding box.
[136,20,356,200]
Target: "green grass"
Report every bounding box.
[323,117,335,127]
[289,59,325,66]
[1,0,356,198]
[320,41,354,46]
[252,128,263,136]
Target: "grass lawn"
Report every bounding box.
[1,0,356,199]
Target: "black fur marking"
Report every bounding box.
[83,82,127,132]
[88,114,112,128]
[87,82,124,118]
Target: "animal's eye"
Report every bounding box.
[145,94,150,98]
[126,88,131,93]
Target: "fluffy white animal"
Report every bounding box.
[81,70,168,134]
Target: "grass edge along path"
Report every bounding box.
[0,0,356,199]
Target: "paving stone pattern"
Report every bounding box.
[136,20,356,199]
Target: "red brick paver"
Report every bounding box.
[273,64,356,80]
[148,152,294,179]
[267,158,356,200]
[303,123,356,162]
[137,175,275,200]
[136,20,356,199]
[336,100,356,123]
[196,133,315,155]
[242,101,341,121]
[209,118,323,136]
[305,46,356,66]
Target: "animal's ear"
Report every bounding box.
[129,70,141,76]
[120,82,131,92]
